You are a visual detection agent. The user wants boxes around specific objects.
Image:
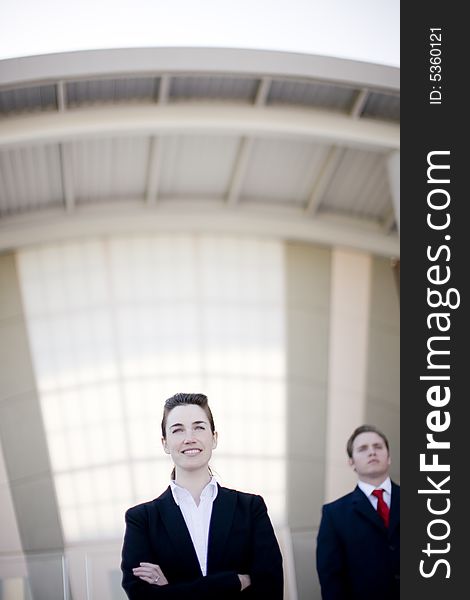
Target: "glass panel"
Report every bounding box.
[17,234,286,545]
[0,552,67,600]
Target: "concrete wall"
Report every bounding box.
[284,245,399,600]
[365,256,400,482]
[285,242,331,600]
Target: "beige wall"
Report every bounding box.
[365,256,400,482]
[324,248,372,502]
[285,241,331,600]
[285,241,331,530]
[284,244,399,600]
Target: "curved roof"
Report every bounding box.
[0,47,399,255]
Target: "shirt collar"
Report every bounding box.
[170,476,218,506]
[358,476,392,498]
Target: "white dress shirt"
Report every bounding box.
[358,476,392,510]
[170,477,218,576]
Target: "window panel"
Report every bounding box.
[18,235,286,542]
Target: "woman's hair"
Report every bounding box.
[161,393,216,480]
[346,424,390,458]
[161,392,215,438]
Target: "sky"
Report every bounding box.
[0,0,399,66]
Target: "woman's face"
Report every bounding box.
[162,404,217,475]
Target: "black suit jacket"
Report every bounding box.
[316,482,400,600]
[121,485,283,599]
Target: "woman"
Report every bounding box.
[121,392,284,599]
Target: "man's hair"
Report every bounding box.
[346,424,390,458]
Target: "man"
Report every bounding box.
[316,425,399,599]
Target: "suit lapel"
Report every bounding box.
[206,485,237,572]
[389,482,400,534]
[156,487,202,576]
[351,485,387,532]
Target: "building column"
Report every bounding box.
[0,253,66,599]
[285,241,332,600]
[324,248,372,502]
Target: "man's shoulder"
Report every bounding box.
[323,489,358,512]
[323,480,400,512]
[391,481,400,500]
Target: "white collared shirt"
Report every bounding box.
[358,476,392,510]
[169,477,218,576]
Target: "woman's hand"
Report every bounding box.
[132,562,169,586]
[238,574,251,591]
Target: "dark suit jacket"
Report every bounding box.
[316,482,400,600]
[121,485,284,599]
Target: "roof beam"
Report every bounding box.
[305,146,345,215]
[0,202,400,258]
[59,143,75,212]
[226,137,253,205]
[350,88,369,118]
[145,136,162,205]
[387,150,400,233]
[382,208,396,234]
[56,81,67,112]
[255,77,271,106]
[158,75,171,104]
[0,104,399,151]
[226,75,272,206]
[0,49,399,91]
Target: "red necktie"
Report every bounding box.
[372,489,390,527]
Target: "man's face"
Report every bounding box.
[349,431,391,483]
